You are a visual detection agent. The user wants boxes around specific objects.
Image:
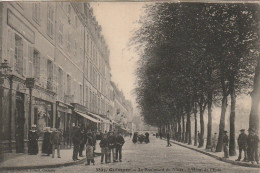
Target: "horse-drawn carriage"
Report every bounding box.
[132,132,149,144]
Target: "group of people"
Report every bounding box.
[132,132,150,144]
[71,123,125,165]
[99,131,125,164]
[222,128,259,164]
[28,125,63,159]
[71,123,96,165]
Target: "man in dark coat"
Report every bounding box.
[50,128,62,158]
[28,125,39,155]
[247,128,259,164]
[42,127,52,156]
[72,123,81,161]
[115,132,125,162]
[108,131,116,162]
[223,131,229,158]
[132,132,138,144]
[79,126,85,157]
[145,132,150,143]
[100,133,109,164]
[236,129,247,161]
[167,132,172,146]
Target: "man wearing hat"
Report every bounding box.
[28,125,39,155]
[236,129,247,161]
[50,128,62,158]
[223,130,229,158]
[247,128,259,164]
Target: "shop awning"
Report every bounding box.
[88,112,111,124]
[75,111,100,123]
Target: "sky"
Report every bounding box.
[90,2,147,112]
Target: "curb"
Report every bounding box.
[0,153,101,171]
[166,139,260,168]
[0,158,87,171]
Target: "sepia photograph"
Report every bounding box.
[0,1,259,172]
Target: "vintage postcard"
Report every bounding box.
[0,1,259,172]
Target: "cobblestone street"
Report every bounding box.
[20,136,259,173]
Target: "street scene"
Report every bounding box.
[0,1,260,173]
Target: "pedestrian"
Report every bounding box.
[197,131,201,146]
[145,132,150,143]
[100,133,109,164]
[42,127,52,156]
[108,131,116,162]
[72,123,81,161]
[132,132,138,144]
[167,132,172,146]
[85,131,95,165]
[50,128,62,158]
[223,131,229,158]
[28,124,39,155]
[159,132,162,139]
[236,129,248,161]
[211,133,217,152]
[116,132,125,162]
[79,126,85,157]
[247,128,259,164]
[92,130,97,154]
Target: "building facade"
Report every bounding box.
[0,2,133,153]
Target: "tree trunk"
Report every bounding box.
[206,91,213,149]
[216,95,228,152]
[194,105,198,146]
[188,113,192,145]
[249,57,260,135]
[177,115,182,142]
[229,87,236,156]
[182,113,185,143]
[199,104,205,148]
[185,115,189,143]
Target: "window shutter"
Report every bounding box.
[40,56,46,87]
[7,30,15,69]
[53,63,57,92]
[28,46,34,78]
[63,73,67,97]
[23,40,28,77]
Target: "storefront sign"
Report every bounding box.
[71,103,87,113]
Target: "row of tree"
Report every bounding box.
[132,3,259,155]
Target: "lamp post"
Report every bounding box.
[0,59,12,152]
[25,78,35,130]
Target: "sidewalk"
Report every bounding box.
[167,138,260,168]
[0,148,91,171]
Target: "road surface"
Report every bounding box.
[25,136,259,173]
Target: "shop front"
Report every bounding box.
[56,101,73,148]
[71,103,100,132]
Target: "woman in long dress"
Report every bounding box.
[42,127,52,156]
[28,125,39,155]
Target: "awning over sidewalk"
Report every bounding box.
[75,111,100,123]
[88,112,111,124]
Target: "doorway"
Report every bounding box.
[15,92,25,153]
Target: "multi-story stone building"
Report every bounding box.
[0,2,133,153]
[110,81,133,132]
